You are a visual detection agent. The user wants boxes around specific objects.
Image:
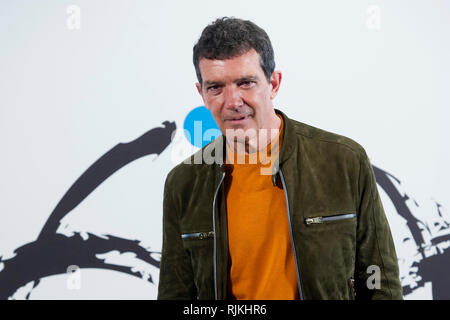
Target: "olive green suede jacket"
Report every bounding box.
[158,109,403,300]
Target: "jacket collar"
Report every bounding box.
[274,108,295,165]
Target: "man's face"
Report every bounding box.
[196,49,281,142]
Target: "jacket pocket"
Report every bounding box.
[304,212,356,225]
[180,231,215,299]
[181,231,215,240]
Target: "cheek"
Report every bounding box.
[205,95,221,110]
[244,89,267,106]
[206,98,225,119]
[206,103,222,123]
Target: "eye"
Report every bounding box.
[239,81,255,88]
[207,85,222,94]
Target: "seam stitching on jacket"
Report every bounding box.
[368,159,393,299]
[357,152,362,215]
[294,129,363,157]
[162,172,196,298]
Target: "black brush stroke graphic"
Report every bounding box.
[0,121,175,299]
[373,165,450,299]
[0,233,160,299]
[38,121,176,239]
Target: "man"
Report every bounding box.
[158,17,403,300]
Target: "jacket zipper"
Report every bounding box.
[181,231,215,240]
[279,168,304,300]
[212,170,225,300]
[305,213,356,225]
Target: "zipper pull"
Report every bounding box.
[305,216,323,225]
[198,231,215,239]
[349,277,356,299]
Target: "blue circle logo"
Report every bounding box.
[183,106,221,148]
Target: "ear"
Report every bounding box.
[196,82,209,110]
[269,71,282,100]
[195,82,202,95]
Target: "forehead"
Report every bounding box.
[198,49,264,83]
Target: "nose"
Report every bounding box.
[223,85,243,110]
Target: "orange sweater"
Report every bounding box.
[224,115,299,300]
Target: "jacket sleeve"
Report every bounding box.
[354,150,403,300]
[157,172,197,299]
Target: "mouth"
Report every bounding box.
[225,114,252,123]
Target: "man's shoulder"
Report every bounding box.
[165,138,221,187]
[286,116,369,161]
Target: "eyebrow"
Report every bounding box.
[235,75,259,83]
[203,75,259,87]
[204,80,224,87]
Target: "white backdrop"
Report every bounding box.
[1,0,449,299]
